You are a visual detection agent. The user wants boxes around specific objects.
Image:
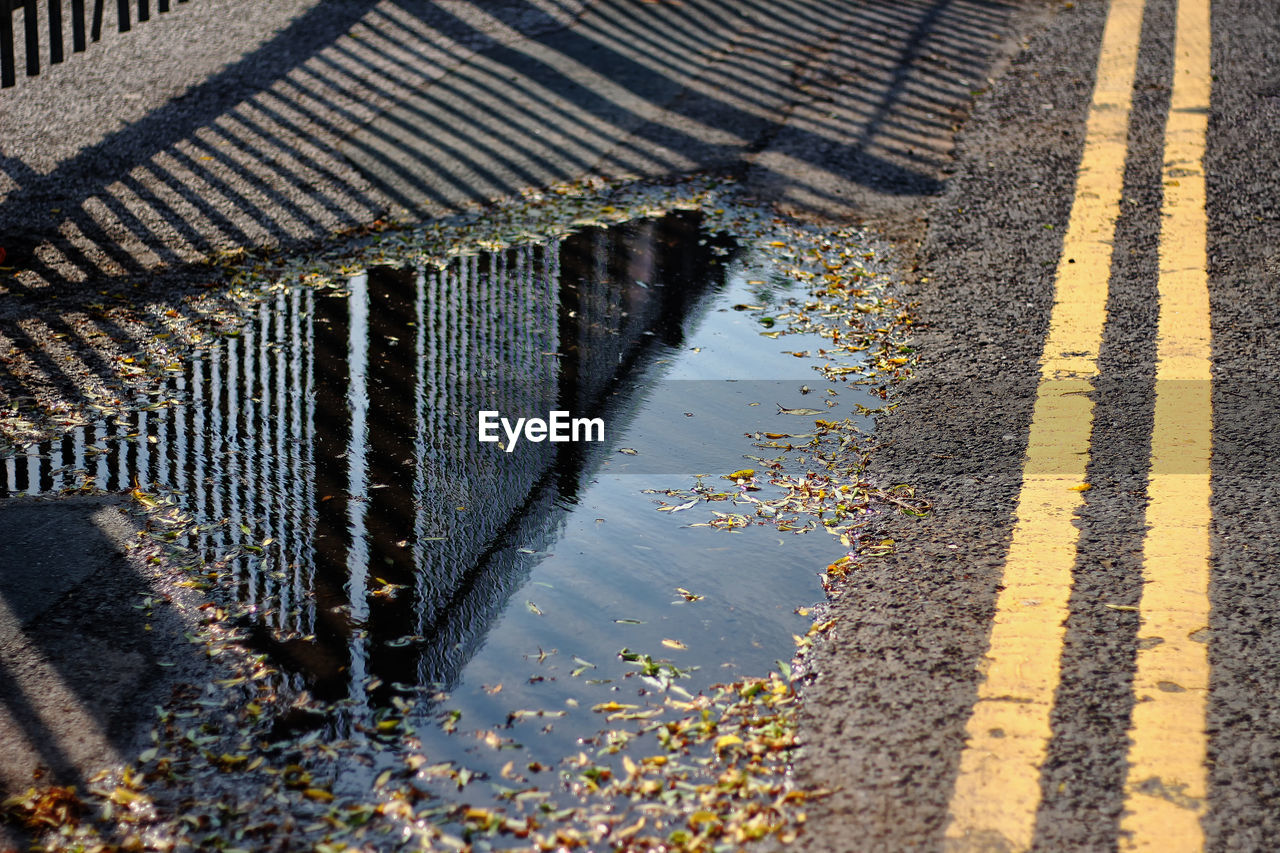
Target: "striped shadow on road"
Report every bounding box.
[943,0,1215,849]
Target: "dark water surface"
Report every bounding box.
[2,212,876,800]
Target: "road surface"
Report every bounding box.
[792,0,1280,849]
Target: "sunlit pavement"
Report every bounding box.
[0,0,1017,292]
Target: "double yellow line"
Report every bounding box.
[944,0,1214,849]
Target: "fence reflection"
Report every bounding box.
[1,212,724,705]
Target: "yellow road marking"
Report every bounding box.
[945,0,1146,847]
[1120,0,1214,846]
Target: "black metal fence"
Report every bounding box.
[1,0,188,88]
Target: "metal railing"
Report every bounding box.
[1,0,188,88]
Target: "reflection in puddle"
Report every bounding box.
[2,211,875,806]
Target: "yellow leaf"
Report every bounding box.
[1071,483,1092,492]
[809,618,837,635]
[662,638,687,650]
[303,788,334,802]
[592,701,637,713]
[714,735,743,751]
[616,816,646,839]
[109,786,146,806]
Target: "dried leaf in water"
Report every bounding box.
[714,734,743,751]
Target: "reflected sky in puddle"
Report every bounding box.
[1,212,878,797]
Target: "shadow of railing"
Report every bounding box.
[0,0,1015,290]
[0,0,1019,500]
[0,494,211,798]
[1,0,196,90]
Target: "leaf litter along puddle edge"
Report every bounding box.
[0,175,927,851]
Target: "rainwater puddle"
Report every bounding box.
[2,210,882,829]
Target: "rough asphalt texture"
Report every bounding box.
[1,0,1278,849]
[0,497,214,850]
[792,0,1280,849]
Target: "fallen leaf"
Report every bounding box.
[777,404,824,416]
[714,734,744,751]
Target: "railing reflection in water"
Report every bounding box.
[1,212,727,709]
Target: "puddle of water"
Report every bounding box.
[2,211,880,818]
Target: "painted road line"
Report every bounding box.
[944,0,1147,847]
[1119,0,1214,847]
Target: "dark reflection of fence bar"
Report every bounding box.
[0,213,725,702]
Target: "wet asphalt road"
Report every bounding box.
[2,0,1279,849]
